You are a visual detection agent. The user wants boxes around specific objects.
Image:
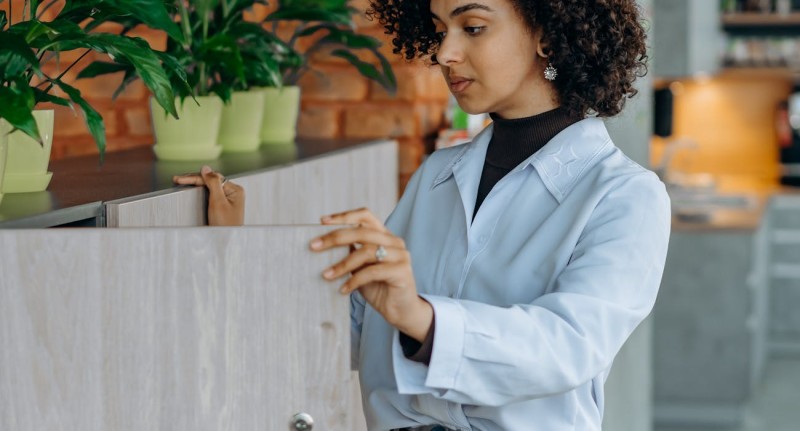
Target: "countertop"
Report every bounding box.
[0,138,385,228]
[670,183,800,232]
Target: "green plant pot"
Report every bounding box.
[259,86,301,145]
[1,110,55,194]
[151,96,223,161]
[0,120,8,205]
[218,90,266,152]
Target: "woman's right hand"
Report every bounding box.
[173,165,245,226]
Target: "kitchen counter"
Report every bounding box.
[0,138,385,228]
[668,176,800,231]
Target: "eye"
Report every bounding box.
[465,26,485,36]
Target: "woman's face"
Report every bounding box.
[430,0,558,119]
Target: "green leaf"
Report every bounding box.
[33,88,71,107]
[76,61,130,79]
[107,0,184,43]
[0,83,41,143]
[29,1,40,19]
[50,33,178,118]
[112,68,138,101]
[331,49,396,94]
[319,27,381,49]
[199,34,245,83]
[267,8,351,26]
[0,10,7,29]
[58,0,184,43]
[21,20,57,44]
[50,78,106,161]
[0,32,42,78]
[376,49,397,93]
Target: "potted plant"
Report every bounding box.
[257,0,397,144]
[212,0,283,152]
[85,0,265,160]
[0,0,184,193]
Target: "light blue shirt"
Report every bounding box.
[351,118,671,430]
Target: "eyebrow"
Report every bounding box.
[430,3,494,21]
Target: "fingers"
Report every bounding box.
[339,263,407,294]
[322,244,408,281]
[172,173,205,186]
[310,227,405,252]
[200,165,227,204]
[321,207,386,231]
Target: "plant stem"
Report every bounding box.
[287,24,306,51]
[199,62,207,95]
[220,0,230,18]
[37,0,57,20]
[40,49,91,93]
[178,1,192,49]
[23,0,28,21]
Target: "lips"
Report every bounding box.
[448,76,474,94]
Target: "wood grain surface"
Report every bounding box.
[0,226,350,431]
[105,141,398,228]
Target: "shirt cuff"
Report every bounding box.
[393,294,465,394]
[399,319,435,365]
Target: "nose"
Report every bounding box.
[435,33,463,66]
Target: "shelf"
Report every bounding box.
[722,12,800,27]
[719,66,800,80]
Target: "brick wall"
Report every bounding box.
[6,0,449,191]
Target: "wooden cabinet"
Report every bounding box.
[1,141,398,430]
[0,226,351,430]
[105,141,397,228]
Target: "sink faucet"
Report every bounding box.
[653,137,697,182]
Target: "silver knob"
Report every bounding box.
[290,412,314,431]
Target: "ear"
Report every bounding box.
[536,43,549,59]
[533,28,549,59]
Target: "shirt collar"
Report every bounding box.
[431,118,613,203]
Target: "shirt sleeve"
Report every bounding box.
[399,321,435,365]
[392,173,672,406]
[350,291,366,371]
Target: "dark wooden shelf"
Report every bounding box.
[719,66,800,81]
[722,12,800,27]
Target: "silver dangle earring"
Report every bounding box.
[544,62,558,81]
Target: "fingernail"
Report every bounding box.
[339,285,348,294]
[201,165,211,174]
[323,269,334,279]
[310,239,322,250]
[321,215,332,223]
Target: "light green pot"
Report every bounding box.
[0,120,8,205]
[1,110,55,194]
[151,96,223,161]
[259,86,301,145]
[218,90,266,152]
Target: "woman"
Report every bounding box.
[176,0,670,429]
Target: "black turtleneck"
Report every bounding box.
[473,107,580,219]
[399,106,581,365]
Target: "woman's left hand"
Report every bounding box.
[310,208,433,342]
[173,165,245,226]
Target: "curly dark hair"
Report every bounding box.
[366,0,648,118]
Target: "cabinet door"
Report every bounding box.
[0,226,350,431]
[105,141,398,228]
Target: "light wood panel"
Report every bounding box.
[0,226,350,431]
[105,141,398,228]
